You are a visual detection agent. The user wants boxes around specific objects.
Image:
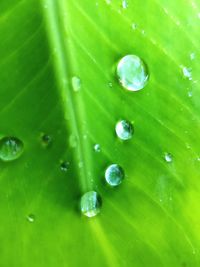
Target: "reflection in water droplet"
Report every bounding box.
[72,76,81,92]
[0,137,24,161]
[94,144,101,152]
[117,55,149,91]
[60,161,69,172]
[105,164,124,186]
[188,91,193,97]
[27,214,35,223]
[115,120,133,140]
[80,191,101,217]
[164,153,173,163]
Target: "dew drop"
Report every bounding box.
[94,144,101,152]
[115,120,133,140]
[72,76,81,92]
[188,91,193,97]
[105,164,124,186]
[117,55,149,91]
[80,191,101,217]
[60,161,69,172]
[164,153,173,163]
[0,137,24,162]
[27,214,35,223]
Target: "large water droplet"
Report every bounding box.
[105,164,124,186]
[72,76,81,92]
[115,120,133,140]
[0,137,24,162]
[94,144,101,152]
[117,55,149,91]
[164,153,173,163]
[27,214,35,223]
[80,191,101,217]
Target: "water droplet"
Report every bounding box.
[164,153,173,163]
[190,52,195,60]
[78,161,83,168]
[131,23,137,30]
[188,91,193,97]
[117,55,149,91]
[0,137,24,162]
[72,76,81,92]
[122,0,128,8]
[69,134,77,148]
[41,134,52,146]
[115,120,133,140]
[108,82,113,88]
[106,0,111,4]
[181,66,192,80]
[27,214,35,223]
[80,191,101,217]
[94,144,101,152]
[60,161,69,172]
[105,164,124,186]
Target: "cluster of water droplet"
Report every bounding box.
[80,54,149,218]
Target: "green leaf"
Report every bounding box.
[0,0,199,266]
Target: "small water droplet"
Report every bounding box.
[122,0,128,9]
[27,214,35,223]
[41,134,52,147]
[0,137,24,162]
[181,66,192,80]
[188,91,193,97]
[117,55,149,91]
[131,23,137,30]
[72,76,81,92]
[78,161,83,168]
[106,0,111,4]
[108,82,113,88]
[60,161,69,172]
[69,134,77,148]
[190,52,195,60]
[164,153,173,163]
[115,120,133,140]
[94,144,101,152]
[105,164,124,186]
[80,191,102,217]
